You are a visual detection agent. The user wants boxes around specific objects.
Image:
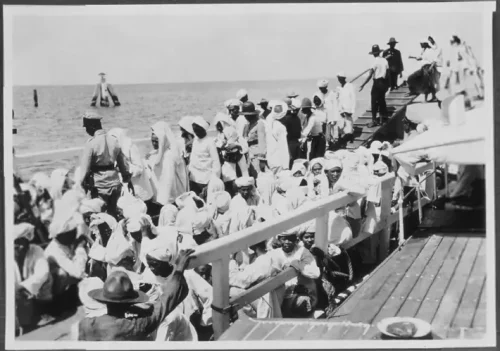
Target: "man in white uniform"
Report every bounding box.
[359,45,389,128]
[335,72,356,148]
[316,79,338,148]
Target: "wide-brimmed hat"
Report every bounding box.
[82,111,103,126]
[239,101,259,116]
[369,44,381,54]
[88,271,149,305]
[98,72,106,76]
[287,90,299,98]
[301,97,313,109]
[387,37,398,45]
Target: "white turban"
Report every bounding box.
[192,210,212,235]
[267,100,288,120]
[192,116,210,131]
[117,193,147,219]
[213,191,231,213]
[14,223,35,241]
[126,214,154,234]
[235,176,255,188]
[89,213,118,233]
[81,198,106,214]
[303,220,316,234]
[178,116,195,135]
[236,89,248,100]
[158,204,179,227]
[207,176,225,204]
[324,158,343,171]
[370,140,383,154]
[373,160,389,175]
[317,79,329,88]
[49,168,70,201]
[324,151,337,160]
[225,99,241,109]
[147,246,174,263]
[29,172,51,194]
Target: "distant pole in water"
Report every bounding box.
[12,110,17,134]
[90,72,121,107]
[33,89,38,107]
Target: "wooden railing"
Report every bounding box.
[185,161,444,339]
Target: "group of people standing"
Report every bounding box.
[13,33,484,342]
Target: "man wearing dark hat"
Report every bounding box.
[77,249,195,340]
[280,98,303,168]
[240,101,267,177]
[257,99,271,119]
[383,37,404,91]
[79,112,132,218]
[359,45,389,128]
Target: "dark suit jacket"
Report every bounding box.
[383,48,404,73]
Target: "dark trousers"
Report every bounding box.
[93,184,122,219]
[371,78,388,121]
[144,200,163,226]
[389,71,399,90]
[287,139,301,169]
[309,134,326,160]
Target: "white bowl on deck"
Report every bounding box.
[377,317,432,338]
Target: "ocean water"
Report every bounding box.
[13,79,370,179]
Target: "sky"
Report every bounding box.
[6,2,495,86]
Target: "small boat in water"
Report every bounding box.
[90,72,121,107]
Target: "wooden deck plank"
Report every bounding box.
[472,276,487,329]
[243,321,283,340]
[332,236,429,322]
[287,322,318,340]
[362,235,444,339]
[431,237,483,338]
[450,240,486,331]
[414,236,469,322]
[341,323,371,340]
[325,322,354,339]
[301,324,330,340]
[396,235,456,318]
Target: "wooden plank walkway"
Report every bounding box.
[220,232,486,341]
[348,85,417,150]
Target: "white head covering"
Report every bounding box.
[158,204,179,226]
[207,176,225,205]
[312,93,325,108]
[80,198,106,214]
[369,140,383,154]
[291,163,307,177]
[213,112,234,129]
[308,158,325,172]
[236,89,248,101]
[324,158,343,171]
[14,223,35,241]
[267,100,288,121]
[29,172,51,195]
[126,214,154,234]
[49,190,85,239]
[192,210,212,235]
[213,191,231,214]
[178,116,195,135]
[225,99,241,109]
[49,168,70,201]
[117,193,147,219]
[373,160,389,175]
[89,213,118,233]
[235,176,255,188]
[324,151,337,160]
[317,79,329,88]
[108,128,133,157]
[151,121,183,168]
[337,72,346,78]
[192,116,210,132]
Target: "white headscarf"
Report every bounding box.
[49,190,86,239]
[158,204,179,227]
[206,176,225,205]
[29,172,51,196]
[50,168,70,201]
[150,121,189,205]
[89,213,118,234]
[117,192,148,219]
[80,198,106,214]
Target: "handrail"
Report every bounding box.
[349,68,371,84]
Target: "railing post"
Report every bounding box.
[211,256,230,340]
[444,163,449,197]
[315,212,329,252]
[378,175,395,261]
[416,181,422,223]
[398,177,405,246]
[432,162,437,200]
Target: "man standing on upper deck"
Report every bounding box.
[335,72,356,149]
[359,45,389,128]
[79,112,131,218]
[383,37,404,91]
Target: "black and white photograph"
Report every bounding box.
[4,2,496,348]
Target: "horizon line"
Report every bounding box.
[12,75,357,88]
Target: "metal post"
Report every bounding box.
[398,177,405,245]
[444,164,449,197]
[432,162,437,200]
[416,181,422,223]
